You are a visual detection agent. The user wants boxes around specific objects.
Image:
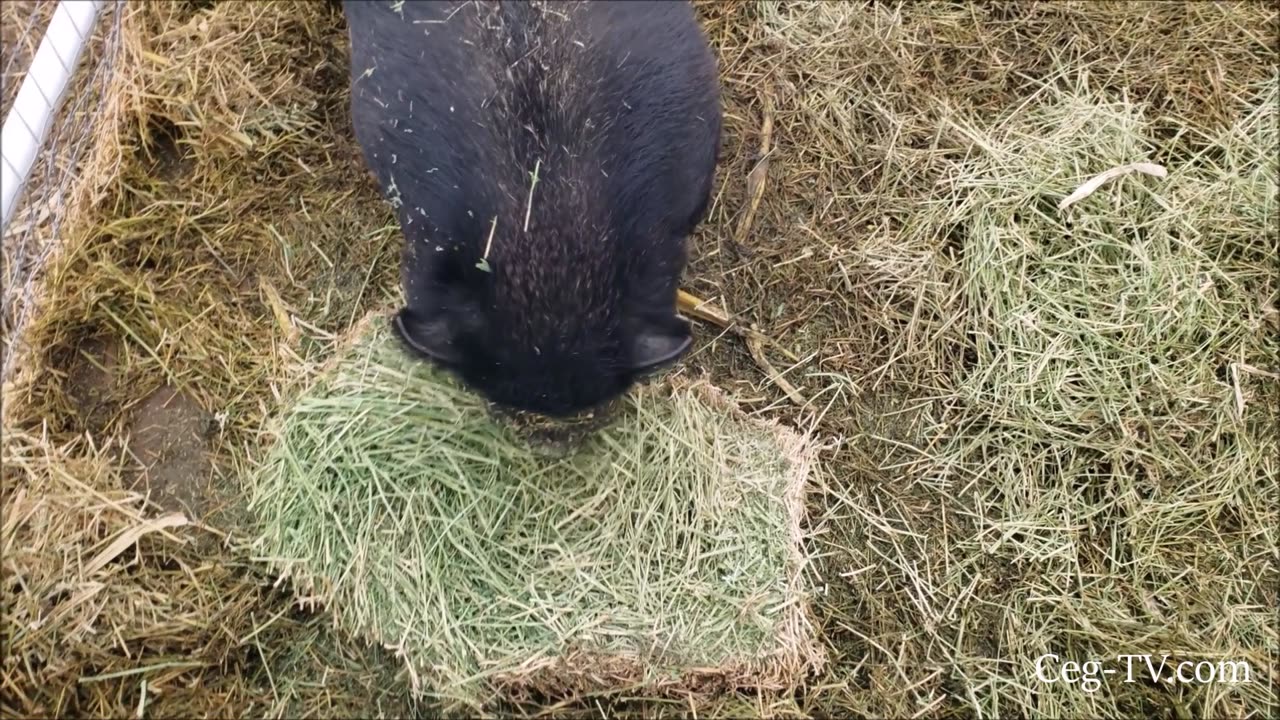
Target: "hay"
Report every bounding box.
[817,73,1279,717]
[0,424,417,718]
[923,75,1280,717]
[716,3,1279,716]
[247,310,826,710]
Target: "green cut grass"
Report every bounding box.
[247,312,824,711]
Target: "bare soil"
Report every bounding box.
[123,384,214,518]
[62,335,219,520]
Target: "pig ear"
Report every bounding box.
[628,316,693,374]
[393,307,463,366]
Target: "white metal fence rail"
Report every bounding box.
[1,0,125,382]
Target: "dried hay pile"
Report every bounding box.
[912,76,1279,718]
[248,311,825,709]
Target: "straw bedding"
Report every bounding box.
[248,310,826,709]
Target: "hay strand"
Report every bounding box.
[1058,161,1169,210]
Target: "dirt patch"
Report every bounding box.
[63,336,120,437]
[141,116,191,182]
[124,384,215,519]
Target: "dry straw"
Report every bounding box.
[248,310,826,710]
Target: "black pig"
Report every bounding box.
[342,0,722,418]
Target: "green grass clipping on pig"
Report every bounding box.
[247,311,825,709]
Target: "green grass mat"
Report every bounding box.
[247,312,825,709]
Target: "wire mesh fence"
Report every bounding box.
[1,0,125,383]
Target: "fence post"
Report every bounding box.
[1,0,104,233]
